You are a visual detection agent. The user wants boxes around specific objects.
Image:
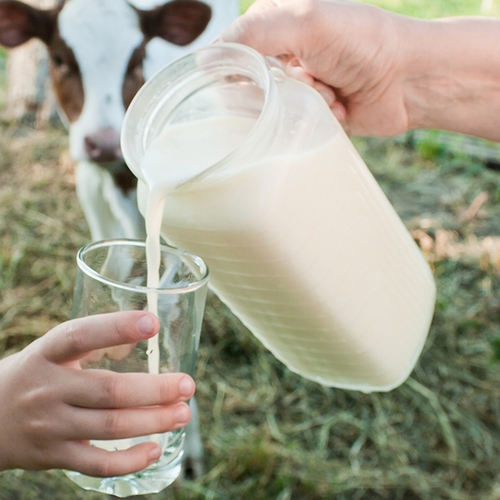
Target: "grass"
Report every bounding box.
[2,122,500,500]
[241,0,498,16]
[2,1,500,499]
[363,0,498,17]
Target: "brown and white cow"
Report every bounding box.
[0,0,239,478]
[0,0,238,241]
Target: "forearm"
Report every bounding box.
[400,16,500,141]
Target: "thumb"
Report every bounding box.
[219,3,305,57]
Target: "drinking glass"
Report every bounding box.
[64,239,209,497]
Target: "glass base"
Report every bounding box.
[64,430,185,497]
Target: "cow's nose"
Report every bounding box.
[84,128,122,163]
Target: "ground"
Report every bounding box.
[2,118,500,500]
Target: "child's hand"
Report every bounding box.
[0,311,195,477]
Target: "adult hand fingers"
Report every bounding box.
[285,60,314,85]
[64,441,163,478]
[63,402,191,441]
[219,2,305,57]
[40,312,159,364]
[284,60,347,123]
[63,371,195,408]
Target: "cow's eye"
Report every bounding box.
[52,54,64,67]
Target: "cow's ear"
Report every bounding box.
[139,0,211,46]
[0,0,59,48]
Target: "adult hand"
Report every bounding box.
[220,0,407,136]
[220,0,500,141]
[0,311,195,477]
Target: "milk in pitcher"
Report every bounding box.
[122,43,436,393]
[139,115,435,392]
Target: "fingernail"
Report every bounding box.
[331,102,347,122]
[148,446,161,462]
[136,314,156,337]
[176,404,191,424]
[179,376,195,398]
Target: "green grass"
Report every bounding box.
[364,0,496,17]
[241,0,497,16]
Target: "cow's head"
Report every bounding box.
[0,0,211,172]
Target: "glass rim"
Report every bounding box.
[76,239,209,295]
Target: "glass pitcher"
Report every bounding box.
[122,42,436,392]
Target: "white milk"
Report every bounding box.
[140,115,436,392]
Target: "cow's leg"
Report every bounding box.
[182,398,204,479]
[75,161,124,241]
[157,255,205,479]
[102,173,146,240]
[76,163,141,312]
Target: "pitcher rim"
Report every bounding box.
[121,42,277,188]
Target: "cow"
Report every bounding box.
[0,0,240,478]
[0,0,238,241]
